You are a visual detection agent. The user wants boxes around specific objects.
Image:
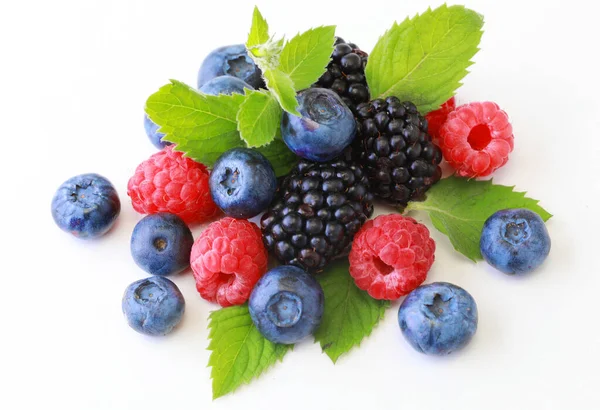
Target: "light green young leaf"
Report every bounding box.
[246,6,269,48]
[314,260,390,363]
[208,305,291,400]
[264,69,300,116]
[279,26,336,90]
[256,137,298,177]
[366,4,484,113]
[405,176,552,261]
[237,90,282,148]
[145,80,246,166]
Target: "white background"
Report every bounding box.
[2,0,599,409]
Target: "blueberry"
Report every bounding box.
[144,114,172,149]
[249,266,324,344]
[281,88,356,162]
[398,282,478,355]
[130,213,194,276]
[480,208,551,275]
[209,148,277,219]
[51,173,120,239]
[199,75,254,96]
[122,276,185,336]
[197,44,264,89]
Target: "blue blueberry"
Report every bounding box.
[122,276,185,336]
[130,213,194,276]
[249,266,324,344]
[398,282,478,355]
[209,148,277,219]
[51,173,120,239]
[480,208,551,275]
[281,88,356,162]
[144,114,172,149]
[197,44,264,90]
[199,75,253,96]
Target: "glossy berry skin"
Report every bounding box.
[313,37,369,114]
[127,145,220,224]
[439,101,513,177]
[122,276,185,336]
[197,44,265,90]
[130,213,194,276]
[353,97,443,207]
[398,282,478,355]
[51,173,120,239]
[249,265,324,344]
[210,148,277,219]
[480,209,551,275]
[281,88,356,162]
[144,114,172,149]
[199,75,253,96]
[349,214,435,300]
[261,158,374,272]
[191,218,268,307]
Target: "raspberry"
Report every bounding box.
[438,102,514,178]
[349,214,435,300]
[425,97,456,141]
[127,145,219,224]
[191,217,268,307]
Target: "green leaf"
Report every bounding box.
[246,6,269,48]
[314,260,390,363]
[366,4,484,113]
[145,80,246,166]
[208,305,291,400]
[237,90,282,148]
[264,69,300,116]
[256,137,297,177]
[405,176,552,261]
[279,26,336,90]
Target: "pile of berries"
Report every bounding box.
[51,38,549,356]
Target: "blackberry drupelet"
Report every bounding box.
[353,97,443,207]
[312,37,369,114]
[261,158,374,272]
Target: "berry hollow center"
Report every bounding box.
[134,282,162,304]
[467,124,492,151]
[373,257,394,276]
[71,183,98,208]
[266,291,302,328]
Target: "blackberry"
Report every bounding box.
[261,158,374,272]
[312,37,369,114]
[353,97,443,207]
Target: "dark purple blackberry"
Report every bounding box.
[312,37,369,114]
[261,158,374,272]
[353,97,443,207]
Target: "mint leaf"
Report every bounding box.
[264,69,300,116]
[256,137,297,177]
[406,176,552,261]
[366,5,484,113]
[279,26,336,90]
[246,6,269,48]
[314,260,390,363]
[145,80,245,166]
[208,305,291,400]
[237,90,282,148]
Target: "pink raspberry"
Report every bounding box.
[127,146,219,224]
[191,218,268,307]
[425,96,456,141]
[349,214,435,300]
[438,101,514,178]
